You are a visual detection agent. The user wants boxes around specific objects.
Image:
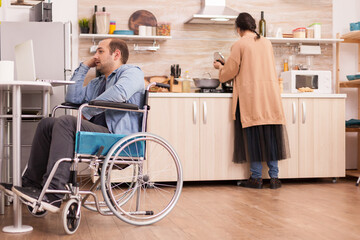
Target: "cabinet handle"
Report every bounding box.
[292,102,296,124]
[193,101,197,124]
[203,101,207,124]
[302,101,306,124]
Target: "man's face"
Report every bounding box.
[94,39,120,74]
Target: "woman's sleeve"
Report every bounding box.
[218,43,241,83]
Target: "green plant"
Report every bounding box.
[78,18,90,28]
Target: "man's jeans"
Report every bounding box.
[250,160,279,179]
[22,115,109,198]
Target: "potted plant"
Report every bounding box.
[79,18,90,34]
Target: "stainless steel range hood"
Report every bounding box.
[185,0,239,25]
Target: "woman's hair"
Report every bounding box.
[109,39,129,64]
[235,12,261,40]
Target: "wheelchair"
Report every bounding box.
[19,82,183,234]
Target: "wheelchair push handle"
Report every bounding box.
[144,82,170,106]
[155,83,170,89]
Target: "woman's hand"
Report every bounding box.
[213,61,223,70]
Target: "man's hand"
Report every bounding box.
[83,57,96,68]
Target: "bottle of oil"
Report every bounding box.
[259,11,266,37]
[92,5,97,34]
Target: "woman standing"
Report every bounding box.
[213,12,290,189]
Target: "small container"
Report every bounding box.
[146,26,152,36]
[138,25,146,36]
[292,27,306,38]
[109,21,116,34]
[157,23,171,36]
[309,23,321,39]
[283,59,288,72]
[306,28,314,38]
[96,12,110,34]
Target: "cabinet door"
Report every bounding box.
[147,98,201,180]
[298,98,345,177]
[275,98,299,178]
[199,98,249,180]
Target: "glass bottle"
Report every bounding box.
[259,11,266,37]
[283,59,289,72]
[92,5,97,34]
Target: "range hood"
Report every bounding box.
[185,0,238,25]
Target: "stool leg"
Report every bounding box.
[356,177,360,186]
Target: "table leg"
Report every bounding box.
[0,89,4,215]
[2,85,33,233]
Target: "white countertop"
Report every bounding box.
[149,92,347,98]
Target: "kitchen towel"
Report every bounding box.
[0,61,14,82]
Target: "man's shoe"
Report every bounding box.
[0,182,14,196]
[238,177,263,189]
[270,178,282,189]
[12,186,62,213]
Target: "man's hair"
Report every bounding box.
[109,39,129,64]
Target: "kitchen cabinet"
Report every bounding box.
[336,30,360,178]
[147,96,248,181]
[279,97,345,178]
[148,94,345,181]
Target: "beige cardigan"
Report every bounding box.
[219,33,286,128]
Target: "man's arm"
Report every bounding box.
[81,66,144,120]
[65,62,95,104]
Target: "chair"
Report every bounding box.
[18,82,183,234]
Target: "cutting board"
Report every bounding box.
[128,10,157,35]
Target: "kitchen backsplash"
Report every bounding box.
[78,0,333,81]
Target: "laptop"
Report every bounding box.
[14,39,74,86]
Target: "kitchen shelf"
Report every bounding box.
[346,169,360,177]
[79,33,172,41]
[341,30,360,43]
[346,127,360,132]
[268,37,343,44]
[339,79,360,88]
[336,31,360,181]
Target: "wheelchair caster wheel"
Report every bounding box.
[62,199,81,235]
[27,205,48,218]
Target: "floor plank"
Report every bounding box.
[1,178,360,240]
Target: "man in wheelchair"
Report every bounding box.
[1,38,145,213]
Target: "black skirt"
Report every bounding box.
[233,102,291,163]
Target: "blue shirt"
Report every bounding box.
[65,63,145,134]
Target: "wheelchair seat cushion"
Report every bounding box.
[75,131,144,157]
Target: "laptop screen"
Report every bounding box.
[14,39,36,81]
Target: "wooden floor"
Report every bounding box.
[1,178,360,240]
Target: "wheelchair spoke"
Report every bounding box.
[101,133,182,226]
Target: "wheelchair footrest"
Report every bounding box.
[126,210,154,216]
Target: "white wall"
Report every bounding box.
[333,0,360,169]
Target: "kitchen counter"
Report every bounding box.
[149,92,347,98]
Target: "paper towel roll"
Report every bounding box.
[0,61,14,83]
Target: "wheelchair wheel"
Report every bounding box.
[100,132,183,226]
[62,199,81,235]
[27,205,48,218]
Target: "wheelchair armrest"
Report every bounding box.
[60,102,82,109]
[89,100,139,110]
